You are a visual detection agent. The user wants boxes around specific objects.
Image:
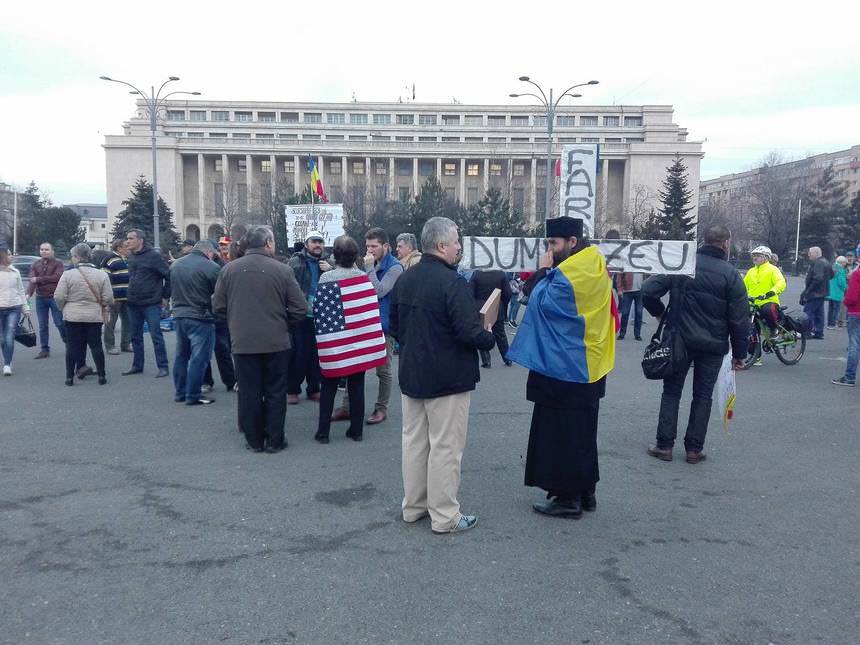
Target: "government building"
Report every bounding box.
[104,100,703,242]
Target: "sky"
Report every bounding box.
[1,0,859,205]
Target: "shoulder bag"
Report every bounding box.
[641,278,689,380]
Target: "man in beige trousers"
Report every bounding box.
[389,217,495,534]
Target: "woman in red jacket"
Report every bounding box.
[832,268,860,386]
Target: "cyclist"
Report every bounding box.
[744,246,786,354]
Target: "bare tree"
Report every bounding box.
[622,184,658,238]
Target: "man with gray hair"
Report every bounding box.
[390,217,495,533]
[395,233,422,270]
[801,245,834,339]
[169,240,221,406]
[213,226,307,452]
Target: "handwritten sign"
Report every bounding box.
[461,237,696,275]
[559,144,598,237]
[285,203,345,246]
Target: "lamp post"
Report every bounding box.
[510,77,599,228]
[100,76,201,250]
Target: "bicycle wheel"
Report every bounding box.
[774,327,805,365]
[742,334,762,370]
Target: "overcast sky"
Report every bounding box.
[2,0,858,204]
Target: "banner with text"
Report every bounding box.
[461,237,696,275]
[285,204,345,246]
[559,143,598,238]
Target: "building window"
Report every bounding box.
[535,137,549,143]
[376,161,387,175]
[602,116,620,127]
[210,132,227,139]
[280,112,299,123]
[441,136,460,142]
[442,115,460,125]
[235,111,252,122]
[537,163,547,177]
[536,189,546,216]
[395,136,413,142]
[304,112,322,123]
[445,187,456,200]
[212,111,229,121]
[256,134,274,140]
[487,137,504,143]
[215,159,223,172]
[581,137,599,143]
[511,137,529,142]
[626,137,644,143]
[258,112,276,122]
[397,160,412,176]
[261,160,272,173]
[353,161,365,175]
[399,186,410,201]
[487,115,506,127]
[419,136,437,142]
[372,135,390,141]
[238,184,247,213]
[166,110,185,121]
[513,164,525,177]
[376,184,387,201]
[559,137,577,142]
[331,186,343,203]
[186,132,204,138]
[419,114,437,126]
[350,113,368,125]
[580,116,598,127]
[466,137,483,142]
[467,187,478,206]
[303,134,321,140]
[327,113,345,124]
[512,188,524,212]
[604,138,622,143]
[349,135,367,141]
[443,162,456,176]
[510,115,529,126]
[232,133,250,141]
[465,115,483,126]
[533,116,547,127]
[624,116,643,127]
[467,163,479,176]
[557,116,576,127]
[330,161,342,174]
[326,135,344,140]
[238,159,247,172]
[284,160,295,173]
[490,163,502,176]
[373,114,391,125]
[396,114,415,125]
[419,160,434,176]
[279,133,297,140]
[261,184,272,210]
[190,110,206,121]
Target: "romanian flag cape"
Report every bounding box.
[308,156,328,203]
[508,245,616,383]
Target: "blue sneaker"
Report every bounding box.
[433,515,477,534]
[832,376,855,387]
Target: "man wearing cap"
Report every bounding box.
[287,230,331,403]
[507,216,616,519]
[179,239,195,257]
[218,236,232,264]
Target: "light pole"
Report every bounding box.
[100,76,201,250]
[510,77,599,228]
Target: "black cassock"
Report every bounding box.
[524,370,606,498]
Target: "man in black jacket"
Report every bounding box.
[390,217,495,534]
[642,225,748,464]
[169,241,220,406]
[801,246,834,339]
[123,229,171,377]
[470,269,512,367]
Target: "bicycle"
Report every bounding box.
[742,295,806,369]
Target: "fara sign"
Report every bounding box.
[461,237,696,275]
[284,204,345,246]
[559,144,598,238]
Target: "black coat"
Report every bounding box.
[390,253,495,399]
[169,250,220,320]
[802,257,834,302]
[288,250,329,296]
[642,245,749,359]
[126,245,170,306]
[470,270,512,321]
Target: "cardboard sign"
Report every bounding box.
[559,144,598,238]
[285,203,345,246]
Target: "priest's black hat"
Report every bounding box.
[545,216,583,239]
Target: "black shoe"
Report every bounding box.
[122,368,143,376]
[581,490,597,512]
[98,376,107,385]
[532,498,583,518]
[634,335,642,341]
[481,361,491,369]
[245,443,264,453]
[503,359,513,366]
[345,431,363,442]
[617,333,625,340]
[186,397,215,406]
[155,368,169,378]
[264,442,287,454]
[314,433,330,444]
[76,365,94,379]
[64,378,74,386]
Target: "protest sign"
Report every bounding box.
[559,144,598,238]
[285,204,345,246]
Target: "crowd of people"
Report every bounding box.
[2,218,859,533]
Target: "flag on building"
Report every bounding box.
[507,245,616,383]
[308,156,328,203]
[313,274,387,377]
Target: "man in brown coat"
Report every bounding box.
[213,226,307,453]
[27,242,67,359]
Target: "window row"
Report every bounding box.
[207,159,540,178]
[170,132,642,144]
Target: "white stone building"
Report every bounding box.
[104,100,703,241]
[65,203,109,248]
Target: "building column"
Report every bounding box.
[365,157,371,186]
[293,154,300,195]
[621,158,631,234]
[529,157,537,226]
[459,158,466,203]
[602,158,609,232]
[412,157,419,196]
[318,154,324,186]
[246,154,253,216]
[436,158,442,178]
[342,155,348,194]
[221,154,229,226]
[270,154,277,208]
[483,158,489,194]
[389,157,395,199]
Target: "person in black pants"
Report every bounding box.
[316,372,365,443]
[470,269,512,367]
[203,319,236,391]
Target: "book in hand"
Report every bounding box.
[480,288,502,329]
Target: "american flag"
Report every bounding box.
[313,274,388,377]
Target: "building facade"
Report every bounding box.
[104,100,703,242]
[0,182,21,248]
[65,203,109,248]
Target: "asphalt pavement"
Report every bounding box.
[1,276,858,644]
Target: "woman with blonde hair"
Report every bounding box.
[0,245,31,375]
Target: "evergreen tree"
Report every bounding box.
[838,190,860,253]
[800,165,847,259]
[17,206,85,255]
[111,176,179,251]
[462,187,526,237]
[657,157,696,240]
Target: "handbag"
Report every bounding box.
[77,267,110,324]
[641,279,688,380]
[14,315,37,347]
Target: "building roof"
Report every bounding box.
[65,203,107,219]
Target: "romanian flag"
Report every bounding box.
[508,245,616,383]
[308,156,328,203]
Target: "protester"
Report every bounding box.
[203,238,237,394]
[313,236,388,444]
[832,265,860,387]
[286,230,331,404]
[218,236,232,264]
[390,217,494,534]
[170,241,220,406]
[213,225,307,453]
[615,270,645,341]
[54,243,113,386]
[123,229,170,377]
[26,242,66,359]
[396,233,422,269]
[179,239,195,256]
[507,216,616,518]
[333,228,403,426]
[801,246,834,340]
[0,245,30,376]
[743,245,786,330]
[643,225,748,464]
[101,239,131,355]
[470,268,512,367]
[826,256,849,330]
[507,273,523,327]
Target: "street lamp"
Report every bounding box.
[510,77,599,227]
[100,76,201,250]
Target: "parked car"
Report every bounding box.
[11,255,40,277]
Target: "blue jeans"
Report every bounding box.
[803,298,825,337]
[35,296,66,352]
[127,304,169,371]
[173,318,215,403]
[845,315,860,382]
[508,297,522,323]
[0,306,22,366]
[619,290,644,338]
[827,300,841,327]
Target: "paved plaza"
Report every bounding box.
[1,277,858,644]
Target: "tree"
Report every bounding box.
[800,164,848,259]
[111,176,180,251]
[743,152,807,258]
[17,206,85,255]
[624,184,658,238]
[656,157,696,240]
[461,186,533,237]
[838,190,860,254]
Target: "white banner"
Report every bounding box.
[461,237,696,275]
[285,203,345,246]
[559,144,598,238]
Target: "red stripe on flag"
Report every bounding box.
[338,275,371,288]
[316,329,383,350]
[346,315,380,330]
[343,302,379,316]
[319,342,387,363]
[322,356,387,378]
[341,288,376,303]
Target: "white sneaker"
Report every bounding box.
[3,365,11,376]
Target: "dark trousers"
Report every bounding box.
[287,318,321,396]
[318,372,365,438]
[618,290,643,338]
[104,300,130,350]
[35,296,65,352]
[234,350,290,450]
[827,300,841,327]
[65,322,105,379]
[804,298,825,338]
[656,350,723,453]
[127,304,169,371]
[480,316,509,365]
[203,319,236,389]
[173,318,215,403]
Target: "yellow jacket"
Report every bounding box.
[743,261,786,305]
